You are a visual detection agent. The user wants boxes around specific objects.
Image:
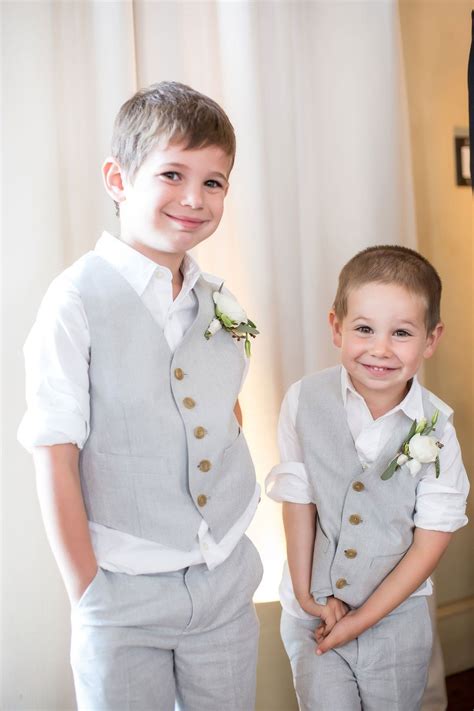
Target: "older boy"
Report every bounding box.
[266,246,469,710]
[19,82,262,710]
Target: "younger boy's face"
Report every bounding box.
[329,282,443,410]
[113,142,231,257]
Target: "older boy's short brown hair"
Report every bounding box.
[111,81,236,179]
[333,245,442,332]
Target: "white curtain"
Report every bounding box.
[2,1,415,708]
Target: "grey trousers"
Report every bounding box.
[281,596,433,711]
[70,535,263,711]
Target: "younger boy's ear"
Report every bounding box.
[423,322,444,359]
[102,158,126,204]
[329,310,343,348]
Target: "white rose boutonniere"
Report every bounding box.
[204,285,259,357]
[381,410,443,480]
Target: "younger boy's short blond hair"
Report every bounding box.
[111,81,236,179]
[333,245,442,332]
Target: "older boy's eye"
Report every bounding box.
[356,326,372,334]
[161,171,181,181]
[205,179,223,189]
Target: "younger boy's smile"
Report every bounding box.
[329,281,443,417]
[360,364,398,375]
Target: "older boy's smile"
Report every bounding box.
[163,212,210,230]
[329,282,443,416]
[111,143,231,264]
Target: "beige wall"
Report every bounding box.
[399,0,474,674]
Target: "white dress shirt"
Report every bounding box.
[266,367,469,619]
[19,231,259,573]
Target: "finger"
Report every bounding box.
[316,633,335,656]
[314,623,326,640]
[318,620,334,641]
[324,611,336,629]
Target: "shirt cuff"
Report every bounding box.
[265,462,315,504]
[17,410,89,452]
[414,483,469,532]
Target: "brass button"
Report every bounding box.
[194,426,207,439]
[335,578,348,589]
[344,549,357,559]
[174,367,184,380]
[197,494,207,507]
[349,514,362,525]
[183,397,196,409]
[352,481,365,492]
[198,459,212,472]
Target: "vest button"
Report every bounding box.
[194,426,207,439]
[174,368,184,380]
[183,397,196,409]
[344,549,357,559]
[197,494,207,507]
[349,514,362,525]
[198,459,212,472]
[335,578,348,589]
[352,481,365,492]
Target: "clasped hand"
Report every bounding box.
[297,593,361,655]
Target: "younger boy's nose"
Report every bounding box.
[370,335,392,358]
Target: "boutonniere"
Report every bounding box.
[204,285,259,357]
[381,410,443,480]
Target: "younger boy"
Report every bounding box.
[266,246,469,710]
[19,81,262,710]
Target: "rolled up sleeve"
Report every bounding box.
[265,381,316,504]
[17,274,91,452]
[414,420,469,532]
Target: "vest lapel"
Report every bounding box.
[94,254,172,356]
[325,368,366,475]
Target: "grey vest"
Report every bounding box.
[69,252,256,550]
[296,366,448,608]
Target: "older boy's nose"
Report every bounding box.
[180,185,204,209]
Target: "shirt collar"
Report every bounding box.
[340,365,424,422]
[94,232,201,297]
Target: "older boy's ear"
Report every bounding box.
[102,158,126,204]
[423,322,444,358]
[329,310,343,348]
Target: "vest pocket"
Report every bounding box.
[82,452,169,537]
[92,451,165,473]
[369,551,407,582]
[314,519,330,555]
[221,430,254,473]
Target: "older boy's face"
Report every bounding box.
[119,142,231,256]
[329,282,443,411]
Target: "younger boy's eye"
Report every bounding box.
[394,329,411,337]
[355,326,373,334]
[205,179,223,189]
[161,171,181,181]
